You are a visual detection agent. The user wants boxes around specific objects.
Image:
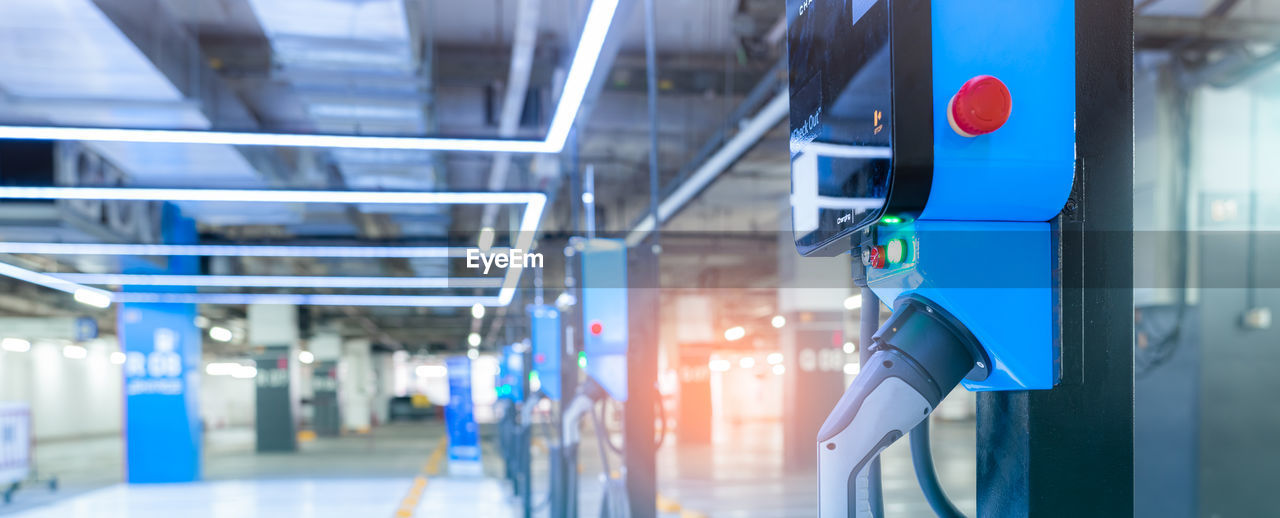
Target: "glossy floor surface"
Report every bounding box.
[2,415,977,517]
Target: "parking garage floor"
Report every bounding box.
[3,418,976,517]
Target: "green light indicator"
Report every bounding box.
[880,215,903,224]
[578,351,588,369]
[886,239,907,264]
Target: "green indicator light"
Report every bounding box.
[880,215,903,224]
[578,351,588,369]
[885,238,907,264]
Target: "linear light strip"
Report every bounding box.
[0,186,543,205]
[0,0,620,154]
[52,273,503,289]
[0,242,469,258]
[111,292,503,307]
[0,260,112,307]
[0,186,544,306]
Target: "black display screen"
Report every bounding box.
[788,0,893,255]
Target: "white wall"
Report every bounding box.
[0,338,122,441]
[199,370,255,429]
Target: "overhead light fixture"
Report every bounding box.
[0,187,546,308]
[708,358,731,372]
[113,292,500,308]
[478,227,496,252]
[298,351,315,365]
[772,364,786,375]
[723,326,746,342]
[771,315,787,328]
[110,351,127,365]
[767,352,784,365]
[739,357,756,369]
[63,345,88,360]
[231,366,258,379]
[1,338,31,353]
[467,333,482,347]
[209,326,234,343]
[0,242,468,258]
[843,294,863,310]
[0,0,620,154]
[471,303,486,320]
[194,315,211,328]
[843,341,856,354]
[467,348,480,360]
[55,273,500,290]
[0,260,112,309]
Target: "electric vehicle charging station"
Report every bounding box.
[787,0,1077,516]
[556,237,632,518]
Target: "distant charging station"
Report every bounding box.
[445,356,483,476]
[528,304,563,401]
[578,238,629,402]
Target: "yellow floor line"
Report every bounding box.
[392,435,449,518]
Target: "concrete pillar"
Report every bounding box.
[339,338,374,433]
[249,305,299,452]
[309,333,342,437]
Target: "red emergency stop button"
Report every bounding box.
[589,321,603,336]
[947,75,1011,137]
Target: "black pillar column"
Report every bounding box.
[976,0,1134,515]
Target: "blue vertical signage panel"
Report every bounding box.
[120,302,202,483]
[528,305,562,401]
[498,345,524,402]
[445,356,482,474]
[580,239,628,401]
[120,203,202,483]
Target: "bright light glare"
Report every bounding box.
[771,315,786,328]
[63,345,88,360]
[298,351,315,365]
[478,227,496,251]
[708,359,731,372]
[416,365,448,377]
[723,326,746,342]
[209,326,234,343]
[844,295,863,310]
[844,362,861,375]
[739,357,756,369]
[581,192,595,204]
[56,273,500,289]
[471,303,486,320]
[231,366,258,379]
[110,351,126,365]
[843,342,856,354]
[467,348,480,360]
[767,352,784,365]
[1,338,31,353]
[772,364,786,375]
[0,0,621,154]
[468,333,482,347]
[74,289,112,308]
[206,362,239,376]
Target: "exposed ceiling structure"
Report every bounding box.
[0,0,1274,354]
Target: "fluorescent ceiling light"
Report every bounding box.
[771,315,786,328]
[113,292,502,308]
[54,273,501,290]
[0,0,620,154]
[0,242,471,258]
[0,187,545,307]
[467,332,482,347]
[63,345,88,360]
[0,260,112,308]
[1,338,31,353]
[298,351,315,365]
[209,326,234,342]
[723,326,746,342]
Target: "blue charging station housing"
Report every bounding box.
[528,304,562,401]
[787,0,1075,391]
[498,345,524,402]
[579,238,629,402]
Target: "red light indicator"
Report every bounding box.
[589,321,604,336]
[535,353,546,364]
